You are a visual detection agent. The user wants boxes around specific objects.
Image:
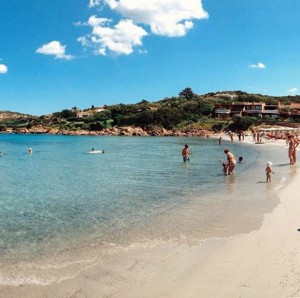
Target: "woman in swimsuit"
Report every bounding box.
[224,149,236,175]
[288,135,299,165]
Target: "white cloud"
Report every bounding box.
[99,48,107,56]
[249,62,266,69]
[88,0,102,8]
[288,87,298,93]
[98,0,208,37]
[74,21,83,27]
[78,17,148,55]
[81,0,208,55]
[138,49,148,54]
[88,15,110,27]
[36,41,73,60]
[0,64,8,74]
[75,16,110,27]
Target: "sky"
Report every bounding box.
[0,0,300,116]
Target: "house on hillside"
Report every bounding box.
[76,106,107,118]
[214,102,280,119]
[76,111,93,118]
[242,102,264,116]
[214,102,245,118]
[276,103,300,119]
[290,103,300,118]
[230,103,246,115]
[213,107,231,118]
[262,104,280,118]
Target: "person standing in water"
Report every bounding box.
[265,162,275,182]
[287,135,299,165]
[224,149,236,174]
[293,135,299,163]
[182,144,190,162]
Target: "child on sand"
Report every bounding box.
[265,161,275,183]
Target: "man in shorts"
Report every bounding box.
[182,144,190,162]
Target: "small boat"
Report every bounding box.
[88,150,104,154]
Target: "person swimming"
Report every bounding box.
[89,148,104,154]
[28,148,33,154]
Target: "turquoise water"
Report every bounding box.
[0,134,293,284]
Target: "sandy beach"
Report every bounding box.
[2,135,300,298]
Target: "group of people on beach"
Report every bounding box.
[181,144,237,175]
[182,130,299,183]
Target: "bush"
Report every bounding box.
[89,122,103,131]
[212,121,227,132]
[154,107,185,129]
[0,124,6,131]
[228,115,255,131]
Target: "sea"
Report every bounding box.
[0,134,294,286]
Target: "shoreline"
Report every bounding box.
[0,126,211,137]
[1,136,300,297]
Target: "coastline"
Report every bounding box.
[1,136,300,297]
[1,126,211,137]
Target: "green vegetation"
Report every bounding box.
[228,115,257,131]
[1,88,300,134]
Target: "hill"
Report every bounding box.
[1,89,300,136]
[0,110,35,120]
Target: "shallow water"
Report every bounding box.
[0,134,293,285]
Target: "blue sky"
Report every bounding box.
[0,0,300,115]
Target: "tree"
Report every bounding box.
[53,109,76,119]
[134,110,155,126]
[89,121,103,131]
[155,107,185,129]
[179,87,195,100]
[199,101,215,116]
[93,110,112,122]
[229,115,255,131]
[265,98,277,105]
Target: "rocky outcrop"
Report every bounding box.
[3,125,212,137]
